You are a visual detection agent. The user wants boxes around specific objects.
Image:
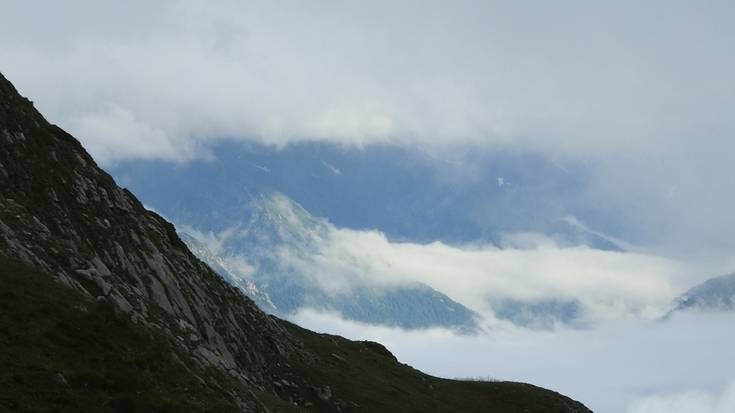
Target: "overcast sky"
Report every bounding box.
[2,1,734,260]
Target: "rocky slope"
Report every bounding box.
[0,72,592,412]
[0,72,303,411]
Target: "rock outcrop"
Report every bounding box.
[0,72,302,411]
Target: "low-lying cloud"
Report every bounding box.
[183,197,699,325]
[282,226,696,323]
[290,309,735,413]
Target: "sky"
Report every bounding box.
[2,1,735,411]
[2,0,735,258]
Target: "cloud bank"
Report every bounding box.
[1,1,733,160]
[184,197,697,324]
[294,227,694,322]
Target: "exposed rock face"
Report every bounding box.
[0,73,305,411]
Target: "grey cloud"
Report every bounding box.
[2,1,733,158]
[2,1,734,255]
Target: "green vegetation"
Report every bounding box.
[275,320,586,413]
[0,256,240,413]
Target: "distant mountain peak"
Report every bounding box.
[179,191,481,331]
[670,272,735,314]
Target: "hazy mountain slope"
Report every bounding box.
[179,193,480,331]
[0,71,592,412]
[670,272,735,313]
[491,298,582,330]
[110,141,626,249]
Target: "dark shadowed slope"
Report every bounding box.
[0,71,592,412]
[0,256,243,413]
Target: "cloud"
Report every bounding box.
[307,227,694,321]
[290,309,735,413]
[627,383,735,413]
[71,103,202,163]
[2,1,735,257]
[1,1,733,159]
[196,198,696,323]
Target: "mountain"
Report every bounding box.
[0,71,592,412]
[108,138,630,332]
[669,272,735,314]
[179,192,480,331]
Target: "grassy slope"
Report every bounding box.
[0,256,241,413]
[274,321,587,413]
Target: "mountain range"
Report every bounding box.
[108,141,629,330]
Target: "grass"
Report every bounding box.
[275,320,589,413]
[0,256,240,413]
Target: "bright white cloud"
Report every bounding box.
[290,309,735,413]
[71,103,201,162]
[195,198,696,322]
[309,227,693,321]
